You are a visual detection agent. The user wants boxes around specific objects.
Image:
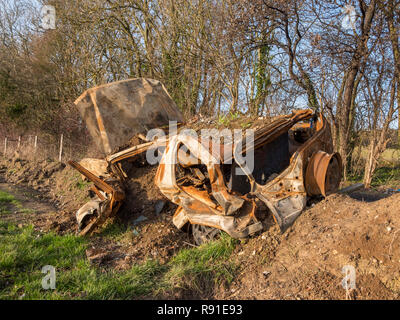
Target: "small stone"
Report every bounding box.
[133,215,148,225]
[332,249,338,255]
[238,251,244,256]
[262,271,271,278]
[387,226,392,232]
[154,200,166,215]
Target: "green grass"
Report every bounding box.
[96,221,132,243]
[98,221,129,238]
[0,221,166,299]
[217,111,241,127]
[76,180,90,190]
[370,167,400,188]
[349,147,400,187]
[0,191,16,203]
[163,233,238,292]
[0,190,35,215]
[0,191,20,214]
[62,170,91,203]
[348,166,400,188]
[0,221,239,299]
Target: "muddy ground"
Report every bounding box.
[1,157,400,299]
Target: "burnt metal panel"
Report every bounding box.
[75,78,184,155]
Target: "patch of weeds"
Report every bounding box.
[0,190,34,215]
[0,204,11,214]
[59,170,90,203]
[0,221,166,299]
[76,180,90,190]
[217,111,241,127]
[97,221,130,242]
[0,191,20,214]
[241,121,252,129]
[0,191,15,203]
[162,233,239,293]
[371,167,400,187]
[0,219,240,299]
[348,166,400,188]
[347,171,363,183]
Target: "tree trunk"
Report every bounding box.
[337,0,376,180]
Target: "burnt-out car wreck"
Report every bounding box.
[68,78,342,244]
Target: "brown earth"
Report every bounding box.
[1,157,400,299]
[218,191,400,300]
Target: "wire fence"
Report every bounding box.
[1,134,98,163]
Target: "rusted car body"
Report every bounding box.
[69,78,342,242]
[155,109,342,243]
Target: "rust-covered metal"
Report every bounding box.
[305,151,342,197]
[246,111,340,231]
[68,160,125,235]
[68,78,184,235]
[68,77,342,241]
[154,133,263,240]
[74,78,184,155]
[155,109,342,239]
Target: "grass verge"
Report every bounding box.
[0,220,166,299]
[0,221,238,299]
[162,233,238,295]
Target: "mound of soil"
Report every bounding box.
[0,158,78,234]
[217,191,400,300]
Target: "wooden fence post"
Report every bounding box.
[3,137,7,156]
[59,134,63,162]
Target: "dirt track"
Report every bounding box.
[1,158,400,299]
